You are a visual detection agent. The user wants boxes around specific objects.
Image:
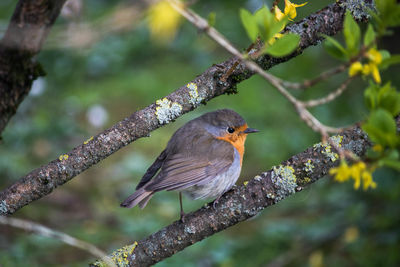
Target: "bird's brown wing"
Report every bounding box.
[144,140,234,192]
[136,149,167,190]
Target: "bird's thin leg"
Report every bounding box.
[179,192,186,223]
[212,195,222,209]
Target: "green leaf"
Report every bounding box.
[343,11,361,56]
[377,83,400,116]
[364,83,379,110]
[364,82,400,116]
[375,0,400,28]
[266,18,288,41]
[381,54,400,69]
[254,6,281,41]
[379,50,391,61]
[364,24,376,46]
[362,109,399,147]
[379,158,400,171]
[264,33,300,57]
[240,9,258,41]
[366,147,381,159]
[323,35,348,61]
[254,6,271,40]
[386,148,399,160]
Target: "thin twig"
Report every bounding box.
[220,40,258,82]
[0,216,116,267]
[282,64,349,90]
[304,77,353,107]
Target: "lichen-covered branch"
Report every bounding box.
[0,1,369,215]
[0,0,67,134]
[92,118,387,267]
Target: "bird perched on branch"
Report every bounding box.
[121,109,258,221]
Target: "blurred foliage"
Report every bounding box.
[0,0,399,266]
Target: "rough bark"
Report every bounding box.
[91,118,383,266]
[0,0,374,216]
[0,0,67,134]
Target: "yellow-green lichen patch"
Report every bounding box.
[266,192,275,199]
[330,135,343,147]
[253,175,262,181]
[84,136,94,144]
[313,135,343,162]
[323,146,338,162]
[58,154,69,161]
[0,200,9,214]
[271,165,297,202]
[93,242,138,267]
[303,177,311,183]
[155,98,182,124]
[186,82,203,106]
[303,159,315,173]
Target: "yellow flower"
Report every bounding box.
[361,170,377,190]
[274,6,285,21]
[360,62,381,83]
[349,61,363,77]
[360,49,382,83]
[329,160,351,182]
[361,63,371,75]
[147,0,182,42]
[284,0,307,20]
[331,161,377,190]
[372,144,383,153]
[366,48,382,64]
[274,0,307,21]
[350,162,366,190]
[348,48,382,84]
[369,62,381,84]
[268,33,284,45]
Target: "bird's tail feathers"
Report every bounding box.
[138,193,153,209]
[120,188,154,209]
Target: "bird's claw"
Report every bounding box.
[180,211,186,223]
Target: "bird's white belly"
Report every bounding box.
[183,149,241,200]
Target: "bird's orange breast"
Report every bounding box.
[216,124,248,166]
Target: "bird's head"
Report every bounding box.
[200,109,259,144]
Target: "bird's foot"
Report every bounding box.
[180,210,186,223]
[212,196,222,209]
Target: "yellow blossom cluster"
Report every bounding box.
[274,0,307,21]
[329,161,377,190]
[147,0,182,42]
[349,48,382,83]
[269,0,306,44]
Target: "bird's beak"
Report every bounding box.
[243,128,259,134]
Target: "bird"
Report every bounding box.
[120,109,258,221]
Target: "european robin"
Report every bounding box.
[121,109,258,221]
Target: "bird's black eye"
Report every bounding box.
[227,127,235,133]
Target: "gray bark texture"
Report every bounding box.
[0,0,374,216]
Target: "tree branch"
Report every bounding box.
[92,117,391,266]
[0,0,67,134]
[0,1,371,216]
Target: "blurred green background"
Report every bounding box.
[0,0,399,266]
